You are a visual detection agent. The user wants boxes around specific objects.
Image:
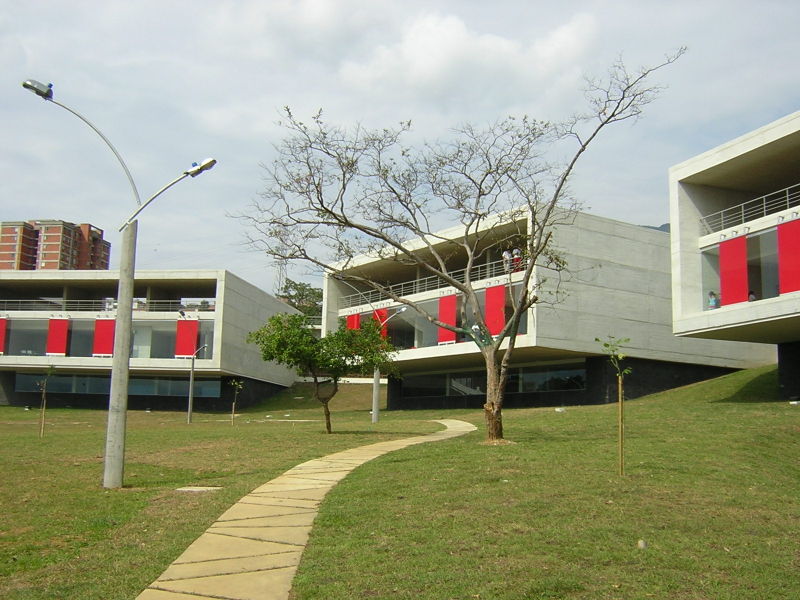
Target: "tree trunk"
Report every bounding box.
[311,373,337,434]
[483,350,505,441]
[322,400,332,434]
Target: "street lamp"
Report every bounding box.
[23,78,216,489]
[371,306,407,424]
[187,344,208,424]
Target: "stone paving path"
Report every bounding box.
[136,419,476,600]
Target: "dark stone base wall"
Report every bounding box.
[778,342,800,399]
[388,357,736,410]
[0,372,285,412]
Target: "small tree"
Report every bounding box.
[242,50,683,442]
[230,379,244,426]
[37,366,56,439]
[596,335,632,476]
[248,314,394,433]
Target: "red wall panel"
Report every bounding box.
[719,237,749,305]
[0,318,6,355]
[92,319,116,357]
[46,318,69,356]
[778,220,800,294]
[438,295,457,343]
[174,319,199,358]
[346,313,361,330]
[484,285,507,336]
[373,308,389,338]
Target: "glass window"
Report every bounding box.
[519,362,585,392]
[198,320,214,358]
[747,229,779,301]
[6,319,48,356]
[131,321,176,358]
[701,246,721,310]
[403,373,447,397]
[448,372,486,396]
[67,320,94,357]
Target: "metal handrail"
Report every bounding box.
[0,298,216,312]
[699,183,800,234]
[339,256,527,308]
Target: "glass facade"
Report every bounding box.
[403,361,585,398]
[354,283,530,350]
[701,246,720,309]
[746,229,779,301]
[0,318,213,359]
[701,227,783,308]
[15,373,221,397]
[67,319,94,357]
[5,319,48,356]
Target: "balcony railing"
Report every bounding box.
[699,182,800,234]
[340,256,526,308]
[0,299,216,313]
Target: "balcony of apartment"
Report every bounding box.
[339,255,528,309]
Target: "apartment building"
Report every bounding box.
[0,220,110,270]
[323,211,775,410]
[0,269,297,408]
[669,110,800,398]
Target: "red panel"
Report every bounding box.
[92,319,116,357]
[719,237,748,305]
[437,295,457,343]
[778,220,800,294]
[346,313,361,330]
[0,318,6,355]
[373,308,389,338]
[484,285,507,336]
[46,318,69,356]
[174,319,199,358]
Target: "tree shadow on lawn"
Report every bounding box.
[713,369,783,404]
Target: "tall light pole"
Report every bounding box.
[371,306,407,423]
[187,344,208,424]
[23,79,216,488]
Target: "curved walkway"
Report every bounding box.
[137,419,476,600]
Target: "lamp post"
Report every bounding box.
[23,79,216,489]
[187,344,208,424]
[371,306,407,424]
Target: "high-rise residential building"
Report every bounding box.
[0,220,111,270]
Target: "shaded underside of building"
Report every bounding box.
[388,355,734,410]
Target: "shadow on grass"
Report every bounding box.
[714,369,782,403]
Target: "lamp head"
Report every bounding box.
[22,79,53,100]
[185,158,217,177]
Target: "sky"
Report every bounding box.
[2,0,799,294]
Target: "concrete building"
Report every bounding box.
[0,269,296,408]
[0,220,111,270]
[669,110,800,398]
[323,211,775,410]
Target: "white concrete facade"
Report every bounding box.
[323,210,771,396]
[0,269,296,405]
[669,110,800,348]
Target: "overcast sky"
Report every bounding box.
[3,1,799,293]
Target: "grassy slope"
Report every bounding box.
[292,366,800,599]
[1,368,798,599]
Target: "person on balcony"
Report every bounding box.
[707,291,719,309]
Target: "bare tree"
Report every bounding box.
[242,50,684,442]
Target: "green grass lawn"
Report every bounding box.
[2,366,799,599]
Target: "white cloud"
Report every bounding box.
[339,12,596,114]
